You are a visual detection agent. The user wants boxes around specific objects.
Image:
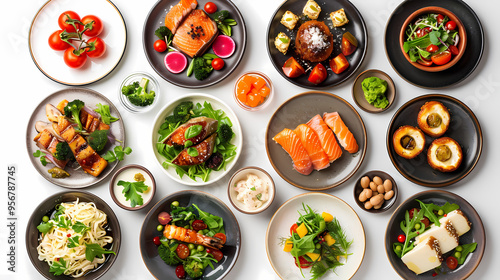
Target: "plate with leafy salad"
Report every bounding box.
[26,87,128,188]
[152,93,242,186]
[266,192,365,280]
[385,190,485,279]
[140,190,240,280]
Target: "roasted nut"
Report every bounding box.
[364,201,373,209]
[383,179,393,192]
[384,190,395,200]
[370,193,384,206]
[373,176,383,185]
[373,200,384,209]
[364,188,373,199]
[359,191,367,202]
[377,184,385,194]
[370,182,378,191]
[360,176,370,188]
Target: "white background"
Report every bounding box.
[1,0,499,279]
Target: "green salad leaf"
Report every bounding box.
[94,103,119,125]
[457,243,477,265]
[67,236,80,248]
[85,243,115,262]
[193,204,224,235]
[37,222,53,234]
[117,180,149,207]
[72,221,90,234]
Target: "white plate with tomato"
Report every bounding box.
[29,0,127,86]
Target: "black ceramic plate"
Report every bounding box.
[387,94,482,187]
[26,88,125,188]
[140,190,241,279]
[266,0,367,89]
[385,190,485,279]
[26,191,121,280]
[385,0,484,88]
[143,0,246,88]
[266,91,367,190]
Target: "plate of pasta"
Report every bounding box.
[26,191,121,279]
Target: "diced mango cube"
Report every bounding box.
[324,234,336,246]
[322,212,333,222]
[283,239,293,252]
[296,223,308,238]
[306,252,321,261]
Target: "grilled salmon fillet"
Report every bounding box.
[172,9,218,58]
[162,117,217,147]
[172,133,217,166]
[165,0,198,34]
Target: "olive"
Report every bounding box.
[426,113,442,127]
[436,145,452,162]
[157,225,164,231]
[197,245,205,252]
[42,216,49,223]
[401,135,416,150]
[171,201,180,207]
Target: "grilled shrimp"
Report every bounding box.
[163,224,224,250]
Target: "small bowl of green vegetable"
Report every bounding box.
[352,69,396,113]
[119,72,160,113]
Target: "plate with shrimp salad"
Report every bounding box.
[140,190,241,280]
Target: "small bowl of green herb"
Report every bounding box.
[352,69,396,113]
[110,164,156,211]
[119,72,160,113]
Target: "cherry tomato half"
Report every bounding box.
[426,44,439,53]
[210,248,223,262]
[175,264,186,279]
[330,53,349,74]
[192,219,208,231]
[308,63,327,84]
[58,11,81,33]
[81,15,104,37]
[431,51,452,65]
[421,217,430,228]
[214,233,227,244]
[63,47,87,68]
[446,20,457,31]
[449,45,459,56]
[153,236,161,246]
[294,256,313,268]
[416,28,430,38]
[86,37,106,58]
[204,2,217,14]
[176,244,190,259]
[48,30,70,51]
[282,57,305,78]
[211,58,225,70]
[397,234,406,243]
[290,224,298,235]
[417,58,433,66]
[154,39,167,52]
[437,14,445,24]
[446,256,458,270]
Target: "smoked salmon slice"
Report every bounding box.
[172,9,218,58]
[273,128,313,175]
[323,112,359,154]
[293,124,330,171]
[164,0,198,34]
[306,115,342,162]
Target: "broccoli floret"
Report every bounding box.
[193,57,213,81]
[87,130,109,152]
[64,99,85,130]
[184,259,204,279]
[126,78,156,107]
[53,142,74,161]
[121,81,139,96]
[155,26,173,41]
[157,244,181,266]
[218,123,233,143]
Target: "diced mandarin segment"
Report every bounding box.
[237,93,247,104]
[253,76,267,90]
[241,75,256,86]
[259,86,270,97]
[235,73,271,108]
[236,79,251,95]
[246,92,262,107]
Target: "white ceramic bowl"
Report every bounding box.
[228,166,275,214]
[151,93,243,186]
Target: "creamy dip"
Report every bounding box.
[234,174,269,210]
[113,167,153,208]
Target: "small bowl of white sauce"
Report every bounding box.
[228,166,275,214]
[110,164,156,211]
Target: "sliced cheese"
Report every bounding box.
[414,221,459,254]
[439,210,471,236]
[401,236,443,275]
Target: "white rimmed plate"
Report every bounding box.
[29,0,127,85]
[266,192,366,279]
[151,93,242,186]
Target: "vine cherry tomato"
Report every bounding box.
[431,51,452,65]
[58,11,81,32]
[175,264,186,279]
[290,223,298,235]
[81,15,104,37]
[192,219,208,231]
[426,44,439,53]
[210,248,223,261]
[211,58,224,70]
[154,39,167,52]
[63,47,87,69]
[446,256,458,270]
[214,233,227,244]
[437,14,445,24]
[204,2,217,14]
[294,256,313,268]
[282,57,305,78]
[448,45,459,56]
[86,37,106,58]
[48,30,70,51]
[308,63,327,84]
[176,244,190,259]
[153,236,161,246]
[397,234,406,243]
[446,20,457,31]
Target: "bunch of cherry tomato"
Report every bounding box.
[48,11,106,69]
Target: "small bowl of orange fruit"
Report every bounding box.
[234,71,273,111]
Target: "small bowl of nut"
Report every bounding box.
[354,170,398,213]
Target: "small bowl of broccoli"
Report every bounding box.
[119,72,160,113]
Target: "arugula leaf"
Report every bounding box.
[103,146,132,162]
[67,235,80,248]
[457,243,477,264]
[403,35,431,52]
[415,200,460,226]
[33,150,48,166]
[85,243,115,262]
[72,221,90,234]
[117,180,149,207]
[37,222,53,234]
[49,258,67,276]
[399,208,425,257]
[94,103,119,125]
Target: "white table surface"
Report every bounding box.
[1,0,498,279]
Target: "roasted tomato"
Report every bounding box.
[341,32,358,56]
[214,233,227,244]
[209,248,223,261]
[308,63,327,84]
[176,244,190,259]
[431,51,452,65]
[330,53,349,74]
[282,57,305,78]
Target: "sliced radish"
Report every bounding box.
[164,51,187,74]
[212,35,236,58]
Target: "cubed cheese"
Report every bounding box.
[274,32,290,55]
[414,221,459,254]
[401,236,443,275]
[330,8,349,27]
[439,210,471,236]
[280,11,299,29]
[303,0,321,20]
